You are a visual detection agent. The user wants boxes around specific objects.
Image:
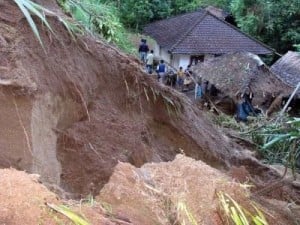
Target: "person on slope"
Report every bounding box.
[156,60,167,83]
[146,50,154,74]
[138,39,149,64]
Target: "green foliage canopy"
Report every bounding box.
[230,0,300,53]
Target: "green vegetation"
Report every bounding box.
[13,0,54,48]
[99,0,231,30]
[230,0,300,53]
[248,117,300,175]
[13,0,81,50]
[218,191,268,225]
[47,203,90,225]
[176,201,198,225]
[212,111,300,173]
[58,0,136,53]
[15,0,299,54]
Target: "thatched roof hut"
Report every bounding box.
[192,52,293,114]
[271,51,300,89]
[193,53,291,99]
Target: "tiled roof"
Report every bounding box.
[143,10,273,55]
[144,10,206,49]
[271,51,300,88]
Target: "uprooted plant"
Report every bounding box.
[218,191,269,225]
[246,116,300,176]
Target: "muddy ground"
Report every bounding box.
[0,1,299,224]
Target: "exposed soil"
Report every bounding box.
[0,0,235,196]
[0,168,116,225]
[1,159,298,225]
[0,1,299,224]
[98,155,297,225]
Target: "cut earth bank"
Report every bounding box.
[0,0,299,224]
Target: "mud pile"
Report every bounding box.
[1,157,298,225]
[99,155,298,225]
[0,168,113,225]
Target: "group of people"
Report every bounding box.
[138,38,201,97]
[139,39,259,122]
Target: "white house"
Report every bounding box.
[143,8,273,70]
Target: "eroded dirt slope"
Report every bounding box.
[0,0,291,199]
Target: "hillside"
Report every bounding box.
[0,1,299,224]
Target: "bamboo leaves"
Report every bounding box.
[248,116,300,176]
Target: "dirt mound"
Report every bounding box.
[1,159,298,225]
[192,53,292,113]
[0,169,58,225]
[0,168,117,225]
[98,155,296,225]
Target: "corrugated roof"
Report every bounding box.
[143,9,273,55]
[271,51,300,88]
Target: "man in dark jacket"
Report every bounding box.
[138,39,149,63]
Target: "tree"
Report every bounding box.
[230,0,300,53]
[59,0,136,53]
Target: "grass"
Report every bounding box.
[212,113,244,131]
[176,201,198,225]
[59,0,136,54]
[218,191,268,225]
[212,110,300,174]
[47,203,91,225]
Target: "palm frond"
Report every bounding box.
[14,0,81,48]
[14,0,53,48]
[47,203,90,225]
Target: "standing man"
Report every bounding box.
[156,60,167,83]
[177,66,185,90]
[138,39,149,63]
[146,50,154,74]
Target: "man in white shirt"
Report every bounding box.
[146,50,154,74]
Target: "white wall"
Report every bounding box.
[153,42,160,57]
[178,55,190,69]
[153,43,199,70]
[169,54,191,69]
[172,55,180,68]
[160,49,171,64]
